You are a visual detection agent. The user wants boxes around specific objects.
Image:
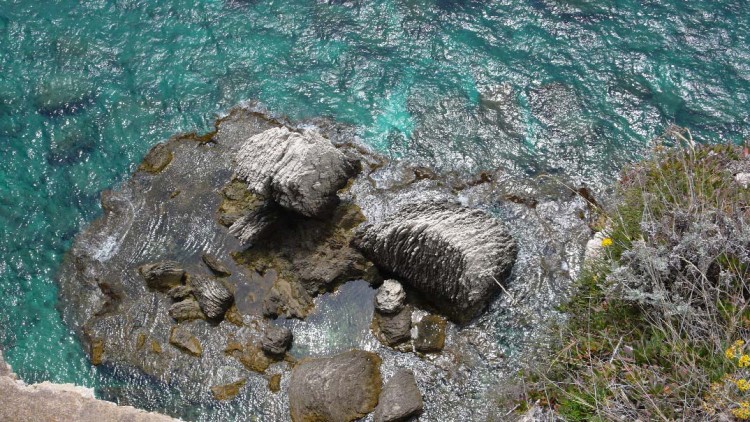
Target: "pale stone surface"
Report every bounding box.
[374,279,406,314]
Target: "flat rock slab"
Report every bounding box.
[289,350,382,422]
[354,202,517,323]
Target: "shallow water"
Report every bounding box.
[1,0,749,419]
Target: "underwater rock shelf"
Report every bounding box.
[57,106,594,421]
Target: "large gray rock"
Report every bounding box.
[288,350,382,422]
[373,369,423,422]
[354,202,518,322]
[187,275,233,320]
[234,127,357,218]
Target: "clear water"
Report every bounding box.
[0,0,749,417]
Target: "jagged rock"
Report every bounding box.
[167,299,205,322]
[234,127,357,218]
[373,305,412,347]
[262,277,314,319]
[289,350,382,422]
[168,327,202,357]
[188,275,233,320]
[201,253,232,277]
[414,315,447,353]
[227,201,279,244]
[166,285,193,301]
[354,202,517,322]
[374,279,406,314]
[138,262,185,292]
[210,378,246,401]
[373,369,423,422]
[260,325,293,356]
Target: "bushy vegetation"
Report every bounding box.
[525,127,750,421]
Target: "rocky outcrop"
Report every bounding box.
[0,349,175,421]
[187,275,233,320]
[354,202,518,322]
[374,280,406,314]
[288,350,382,422]
[260,325,293,356]
[373,369,423,422]
[234,127,357,218]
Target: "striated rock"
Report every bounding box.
[168,298,205,322]
[260,324,293,356]
[210,378,246,401]
[227,201,279,244]
[202,253,232,277]
[138,261,185,292]
[373,305,412,347]
[234,127,357,218]
[289,350,382,422]
[169,327,203,357]
[374,279,406,314]
[188,275,233,320]
[262,277,314,319]
[373,369,423,422]
[414,315,447,353]
[354,202,517,322]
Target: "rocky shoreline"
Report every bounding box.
[55,105,595,420]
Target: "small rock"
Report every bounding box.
[373,369,423,422]
[210,378,246,401]
[414,315,447,353]
[168,299,205,322]
[188,275,233,320]
[268,374,281,393]
[138,261,185,291]
[373,305,412,347]
[139,142,173,174]
[167,285,193,301]
[260,325,293,356]
[374,279,406,314]
[202,253,232,277]
[169,327,202,357]
[151,340,162,354]
[225,342,272,374]
[90,339,104,366]
[288,350,382,422]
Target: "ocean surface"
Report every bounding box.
[0,0,748,419]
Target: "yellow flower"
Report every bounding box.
[728,347,738,360]
[733,402,750,420]
[737,379,750,392]
[737,340,746,348]
[601,237,613,247]
[740,355,750,368]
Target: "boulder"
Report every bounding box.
[138,262,185,292]
[201,253,232,277]
[354,202,517,323]
[260,325,293,356]
[373,369,423,422]
[187,275,233,320]
[234,127,357,218]
[168,327,202,357]
[373,305,412,347]
[414,315,447,353]
[288,350,382,422]
[374,279,406,314]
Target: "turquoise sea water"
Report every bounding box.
[1,0,749,417]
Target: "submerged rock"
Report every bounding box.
[169,327,203,357]
[374,279,406,314]
[260,325,293,356]
[354,202,517,322]
[210,378,246,401]
[138,261,185,292]
[188,275,233,320]
[414,315,447,353]
[234,127,357,218]
[289,350,382,422]
[373,369,423,422]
